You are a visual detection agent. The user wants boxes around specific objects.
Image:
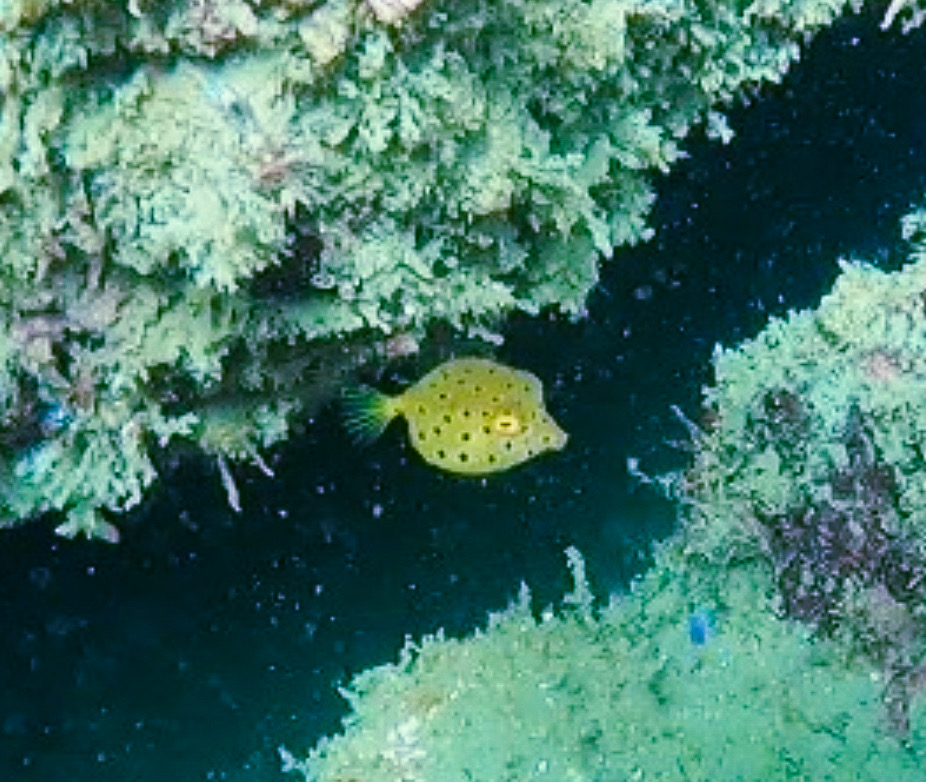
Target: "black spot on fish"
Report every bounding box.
[461,432,471,441]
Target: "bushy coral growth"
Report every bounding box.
[286,546,924,781]
[0,0,855,535]
[676,211,926,737]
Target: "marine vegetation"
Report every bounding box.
[0,0,858,536]
[675,207,926,738]
[343,357,568,475]
[283,545,926,781]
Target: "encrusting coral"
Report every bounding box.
[284,544,926,781]
[0,0,858,536]
[674,205,926,739]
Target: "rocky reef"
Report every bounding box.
[678,209,926,738]
[285,543,925,781]
[0,0,855,537]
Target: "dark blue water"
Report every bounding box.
[3,7,926,781]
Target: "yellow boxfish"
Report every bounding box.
[343,357,568,476]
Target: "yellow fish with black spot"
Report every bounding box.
[343,357,568,475]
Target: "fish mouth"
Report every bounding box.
[547,426,569,450]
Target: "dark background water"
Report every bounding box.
[3,6,926,781]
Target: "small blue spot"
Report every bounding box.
[688,607,717,646]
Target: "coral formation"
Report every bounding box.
[0,0,856,536]
[284,546,925,781]
[673,207,926,739]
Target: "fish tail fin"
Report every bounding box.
[341,387,398,443]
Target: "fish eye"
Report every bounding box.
[494,414,521,435]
